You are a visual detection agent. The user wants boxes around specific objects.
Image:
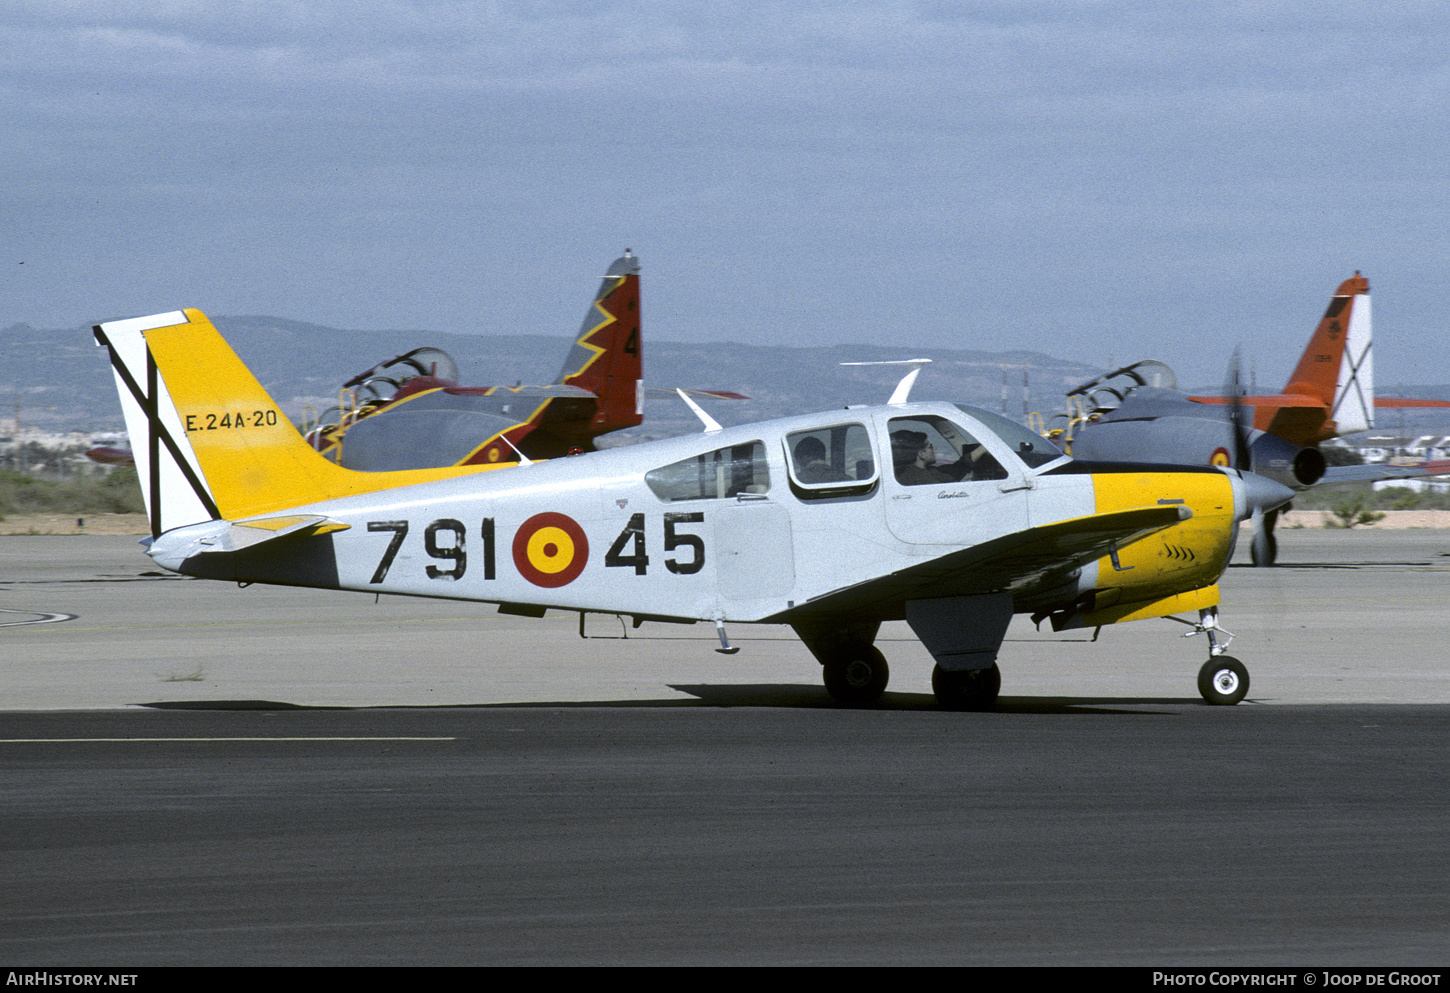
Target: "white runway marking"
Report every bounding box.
[0,737,457,743]
[0,608,78,628]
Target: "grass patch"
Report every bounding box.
[0,466,145,518]
[1289,483,1450,513]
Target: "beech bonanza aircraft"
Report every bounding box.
[1056,273,1450,565]
[95,311,1294,709]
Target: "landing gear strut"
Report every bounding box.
[1175,606,1252,705]
[931,663,1001,711]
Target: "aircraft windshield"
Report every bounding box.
[954,406,1068,469]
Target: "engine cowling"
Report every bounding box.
[1249,432,1326,490]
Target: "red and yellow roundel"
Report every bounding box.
[512,512,589,587]
[1210,447,1232,468]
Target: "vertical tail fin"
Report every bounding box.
[1328,274,1373,434]
[1280,272,1372,424]
[94,312,222,539]
[553,250,644,436]
[95,309,492,536]
[1268,272,1372,443]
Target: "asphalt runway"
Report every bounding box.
[3,529,1450,964]
[3,706,1449,966]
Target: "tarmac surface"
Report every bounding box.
[2,528,1449,710]
[3,528,1450,964]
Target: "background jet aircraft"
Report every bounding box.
[89,251,743,471]
[1056,273,1450,564]
[95,309,1294,709]
[309,250,744,471]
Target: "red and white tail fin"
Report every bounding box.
[1279,272,1373,433]
[554,250,643,437]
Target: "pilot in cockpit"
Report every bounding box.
[891,429,999,485]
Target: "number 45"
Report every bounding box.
[605,512,705,576]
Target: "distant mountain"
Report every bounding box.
[1,316,1106,442]
[11,315,1449,444]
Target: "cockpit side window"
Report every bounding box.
[646,441,769,502]
[785,423,877,497]
[888,416,1008,486]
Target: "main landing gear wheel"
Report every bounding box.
[932,662,1001,711]
[1198,656,1249,706]
[1249,508,1281,567]
[823,645,890,706]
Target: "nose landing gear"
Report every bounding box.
[1175,607,1251,705]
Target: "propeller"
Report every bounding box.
[1225,348,1285,566]
[1226,348,1252,473]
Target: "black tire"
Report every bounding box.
[822,645,889,706]
[1250,510,1280,567]
[1249,529,1278,567]
[932,662,1001,711]
[1198,656,1249,705]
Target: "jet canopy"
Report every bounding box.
[1066,360,1178,415]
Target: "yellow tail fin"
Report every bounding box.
[95,309,506,536]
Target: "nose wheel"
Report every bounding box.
[1197,656,1249,705]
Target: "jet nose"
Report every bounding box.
[1235,470,1296,520]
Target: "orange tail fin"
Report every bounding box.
[1266,272,1372,444]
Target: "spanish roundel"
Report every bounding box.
[512,512,590,587]
[1210,447,1232,468]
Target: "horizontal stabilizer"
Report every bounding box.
[146,514,349,571]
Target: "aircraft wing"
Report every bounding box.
[643,387,750,400]
[85,446,135,466]
[444,385,597,399]
[1374,397,1450,409]
[778,504,1189,620]
[1321,461,1450,485]
[1186,393,1325,409]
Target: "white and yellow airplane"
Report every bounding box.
[95,310,1294,708]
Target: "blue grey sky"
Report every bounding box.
[5,1,1448,387]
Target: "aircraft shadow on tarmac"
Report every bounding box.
[1227,561,1440,570]
[138,689,1206,715]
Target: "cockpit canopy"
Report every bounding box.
[1066,360,1179,416]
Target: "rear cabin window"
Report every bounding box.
[785,423,877,496]
[646,441,770,502]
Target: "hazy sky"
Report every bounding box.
[5,1,1449,386]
